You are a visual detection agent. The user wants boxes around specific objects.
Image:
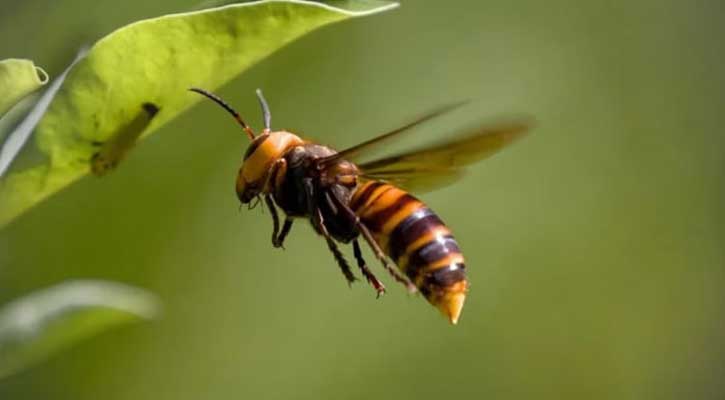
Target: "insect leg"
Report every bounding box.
[357,222,417,293]
[303,178,356,285]
[315,207,357,286]
[326,188,416,292]
[262,158,287,194]
[274,218,294,249]
[264,195,281,248]
[353,239,386,297]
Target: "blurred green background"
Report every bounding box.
[1,0,724,399]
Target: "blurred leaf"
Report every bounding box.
[0,0,398,227]
[0,59,48,116]
[0,280,161,380]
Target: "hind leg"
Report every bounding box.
[326,189,416,293]
[275,217,293,248]
[356,222,417,293]
[353,239,386,297]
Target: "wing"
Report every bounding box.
[356,119,531,193]
[319,101,468,166]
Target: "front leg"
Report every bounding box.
[275,218,294,248]
[264,195,282,248]
[262,158,287,194]
[263,158,291,248]
[265,196,294,249]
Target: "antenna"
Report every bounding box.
[189,87,255,140]
[256,88,271,131]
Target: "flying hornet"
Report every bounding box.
[190,88,530,324]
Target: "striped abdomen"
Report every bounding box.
[350,181,468,324]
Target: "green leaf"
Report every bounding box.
[0,51,85,183]
[0,280,161,380]
[0,59,48,117]
[0,0,398,227]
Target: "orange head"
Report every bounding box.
[235,130,303,203]
[189,88,303,203]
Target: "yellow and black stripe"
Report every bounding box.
[350,181,468,323]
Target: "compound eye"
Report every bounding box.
[243,133,269,161]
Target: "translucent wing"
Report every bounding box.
[356,119,531,193]
[319,102,467,166]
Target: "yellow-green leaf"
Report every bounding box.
[0,0,398,227]
[0,280,161,380]
[0,59,48,116]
